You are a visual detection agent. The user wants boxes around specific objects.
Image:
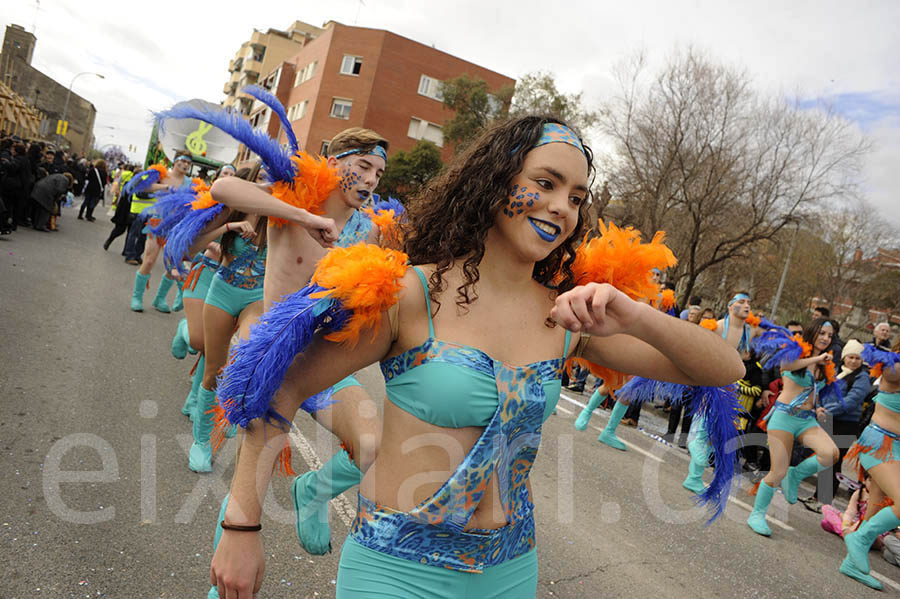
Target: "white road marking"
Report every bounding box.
[289,429,356,528]
[555,404,574,415]
[559,392,665,463]
[872,571,900,591]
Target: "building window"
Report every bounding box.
[320,141,330,156]
[330,98,352,120]
[407,117,444,147]
[288,100,308,121]
[340,55,363,76]
[418,75,443,102]
[294,60,318,86]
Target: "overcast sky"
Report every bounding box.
[3,0,898,225]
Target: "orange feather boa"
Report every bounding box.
[309,244,409,346]
[700,319,719,331]
[269,152,341,227]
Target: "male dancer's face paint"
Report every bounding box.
[728,294,751,318]
[174,157,191,176]
[496,138,587,262]
[334,150,386,208]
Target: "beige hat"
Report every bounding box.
[843,339,865,359]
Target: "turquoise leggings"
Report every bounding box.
[204,274,263,317]
[337,536,538,598]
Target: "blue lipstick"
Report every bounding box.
[528,217,560,242]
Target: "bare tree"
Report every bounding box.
[600,48,870,302]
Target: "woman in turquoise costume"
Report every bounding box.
[746,318,842,537]
[208,116,744,598]
[840,341,900,589]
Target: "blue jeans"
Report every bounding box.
[123,213,147,260]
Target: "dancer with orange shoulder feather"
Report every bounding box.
[838,341,900,589]
[208,116,744,598]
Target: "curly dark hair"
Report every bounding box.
[401,115,594,314]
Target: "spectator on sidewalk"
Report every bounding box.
[31,172,73,231]
[78,159,107,221]
[873,322,893,349]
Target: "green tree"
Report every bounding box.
[508,71,599,133]
[440,74,512,153]
[378,140,443,202]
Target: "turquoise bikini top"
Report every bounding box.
[875,390,900,413]
[380,267,570,428]
[781,369,824,410]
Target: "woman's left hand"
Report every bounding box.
[816,406,828,421]
[551,283,644,337]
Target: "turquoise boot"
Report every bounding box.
[845,505,900,574]
[840,556,883,590]
[131,272,150,312]
[170,318,197,359]
[207,494,230,599]
[189,386,216,473]
[747,481,775,536]
[182,355,204,419]
[682,435,710,494]
[597,400,628,451]
[781,455,827,504]
[575,389,605,431]
[151,276,175,313]
[171,284,184,312]
[291,449,363,555]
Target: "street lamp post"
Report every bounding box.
[57,71,104,148]
[770,219,801,321]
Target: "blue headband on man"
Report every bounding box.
[174,155,192,163]
[333,144,388,162]
[728,293,750,307]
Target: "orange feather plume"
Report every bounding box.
[660,288,676,311]
[870,363,884,379]
[363,206,404,248]
[269,152,340,227]
[149,163,168,181]
[745,312,761,328]
[793,334,813,358]
[566,357,629,391]
[824,354,837,385]
[310,244,409,346]
[700,319,719,331]
[571,221,677,301]
[191,190,218,210]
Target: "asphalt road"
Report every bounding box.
[2,205,898,598]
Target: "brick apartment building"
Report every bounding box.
[232,20,514,163]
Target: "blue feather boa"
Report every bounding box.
[155,104,295,183]
[163,204,225,273]
[616,377,691,407]
[691,384,743,523]
[241,85,299,154]
[371,197,405,216]
[216,284,351,429]
[145,189,195,238]
[862,344,900,372]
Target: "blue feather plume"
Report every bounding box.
[145,189,195,238]
[163,203,225,273]
[862,344,900,371]
[123,168,160,197]
[371,197,406,217]
[753,328,805,370]
[241,85,299,154]
[155,104,296,183]
[691,384,743,523]
[216,284,350,429]
[756,317,782,331]
[615,376,660,406]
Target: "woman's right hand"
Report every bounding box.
[812,353,832,365]
[210,531,265,598]
[228,220,256,239]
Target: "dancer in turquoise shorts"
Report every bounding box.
[839,342,900,589]
[746,318,842,538]
[208,116,744,597]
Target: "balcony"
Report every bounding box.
[250,30,266,48]
[242,58,262,77]
[223,80,237,95]
[229,70,241,85]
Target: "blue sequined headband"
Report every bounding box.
[174,155,192,163]
[534,123,587,156]
[333,144,388,162]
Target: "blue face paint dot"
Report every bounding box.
[516,209,523,214]
[526,200,533,206]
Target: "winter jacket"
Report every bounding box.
[822,369,872,422]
